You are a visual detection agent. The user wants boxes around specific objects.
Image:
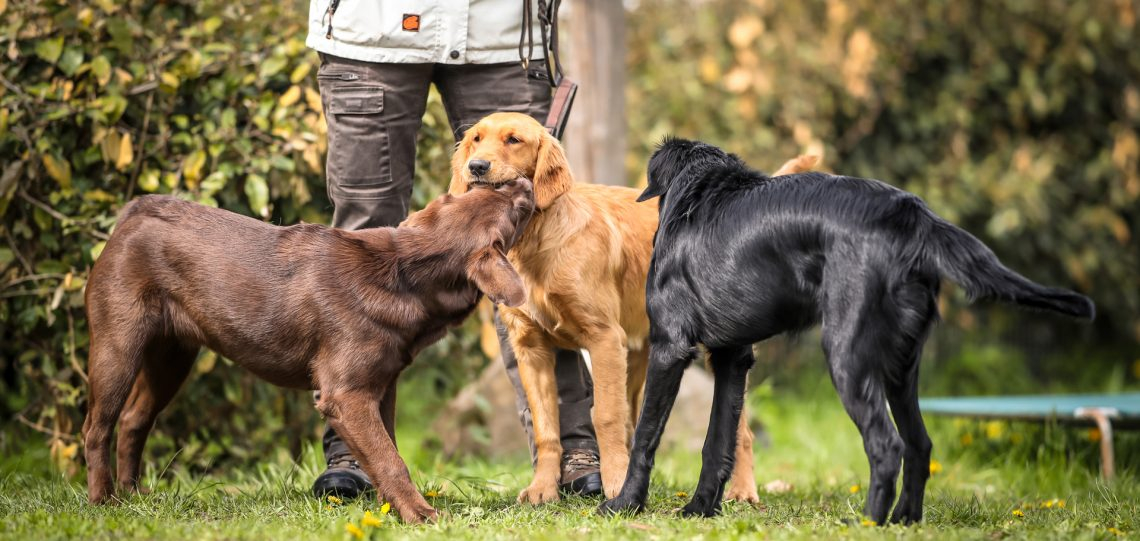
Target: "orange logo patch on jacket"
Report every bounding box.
[402,14,420,32]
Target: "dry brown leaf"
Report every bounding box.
[764,479,793,493]
[279,85,302,108]
[42,154,71,188]
[305,87,323,112]
[115,132,133,170]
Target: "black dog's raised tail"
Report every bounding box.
[927,219,1095,320]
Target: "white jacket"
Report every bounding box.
[306,0,544,64]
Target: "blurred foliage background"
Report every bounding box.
[0,0,1137,475]
[627,0,1139,394]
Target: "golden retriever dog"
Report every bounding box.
[450,112,816,503]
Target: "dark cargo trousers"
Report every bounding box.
[316,53,598,464]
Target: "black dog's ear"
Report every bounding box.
[637,182,666,202]
[640,137,691,202]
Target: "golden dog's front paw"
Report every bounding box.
[601,463,628,499]
[518,478,561,504]
[724,478,761,504]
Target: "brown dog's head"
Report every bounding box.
[448,112,572,210]
[402,178,534,307]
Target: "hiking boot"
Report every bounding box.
[559,448,603,496]
[311,456,373,500]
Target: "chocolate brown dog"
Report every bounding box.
[82,179,534,523]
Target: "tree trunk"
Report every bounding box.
[564,0,626,186]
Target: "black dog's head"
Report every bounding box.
[638,137,740,202]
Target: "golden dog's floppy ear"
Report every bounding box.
[448,133,474,196]
[468,246,526,307]
[533,131,573,209]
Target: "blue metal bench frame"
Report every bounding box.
[920,392,1140,479]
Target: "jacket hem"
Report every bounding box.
[307,33,540,65]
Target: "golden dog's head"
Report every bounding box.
[448,112,572,209]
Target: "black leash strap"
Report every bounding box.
[521,0,577,139]
[536,0,564,87]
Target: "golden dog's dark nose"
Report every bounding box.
[468,159,490,177]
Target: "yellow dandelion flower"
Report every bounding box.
[345,523,365,539]
[960,433,974,446]
[929,459,943,475]
[984,421,1005,440]
[379,502,391,515]
[1108,526,1123,536]
[1038,498,1064,509]
[325,505,334,511]
[327,495,343,505]
[361,511,383,528]
[849,484,860,494]
[1012,509,1024,518]
[861,519,876,527]
[675,491,688,498]
[1088,428,1102,442]
[424,489,439,498]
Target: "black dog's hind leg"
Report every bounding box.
[681,345,753,517]
[822,280,904,525]
[884,284,938,524]
[884,357,931,524]
[599,340,694,515]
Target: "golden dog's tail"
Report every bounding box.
[772,155,819,177]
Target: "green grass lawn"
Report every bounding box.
[2,381,1137,540]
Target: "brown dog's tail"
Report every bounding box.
[927,218,1095,320]
[772,155,819,177]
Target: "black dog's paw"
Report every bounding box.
[889,504,922,525]
[598,496,645,516]
[679,499,720,518]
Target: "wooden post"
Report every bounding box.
[563,0,626,186]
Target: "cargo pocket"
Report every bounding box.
[525,62,555,119]
[324,83,392,195]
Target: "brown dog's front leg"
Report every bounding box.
[319,387,435,523]
[379,379,398,449]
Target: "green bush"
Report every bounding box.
[0,0,468,472]
[627,0,1139,363]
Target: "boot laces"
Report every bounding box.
[327,456,361,470]
[562,449,600,475]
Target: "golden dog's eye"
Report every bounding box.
[473,135,481,142]
[506,135,520,144]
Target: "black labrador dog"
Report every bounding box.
[599,138,1094,524]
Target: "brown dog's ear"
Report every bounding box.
[448,133,475,196]
[468,247,526,307]
[533,131,573,209]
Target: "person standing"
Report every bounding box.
[304,0,603,499]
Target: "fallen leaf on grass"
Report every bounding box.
[764,479,793,493]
